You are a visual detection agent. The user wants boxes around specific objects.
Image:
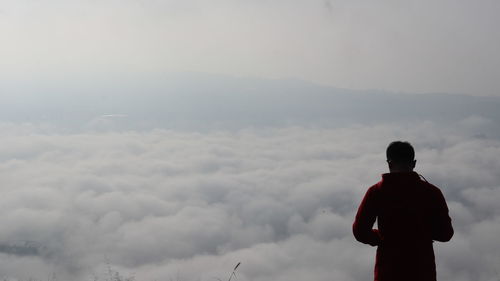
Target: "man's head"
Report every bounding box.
[386,141,416,172]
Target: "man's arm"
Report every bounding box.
[353,186,382,246]
[431,188,454,242]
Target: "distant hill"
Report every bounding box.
[1,73,499,135]
[0,241,40,256]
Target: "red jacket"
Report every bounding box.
[353,172,453,281]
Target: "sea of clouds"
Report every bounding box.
[0,119,499,281]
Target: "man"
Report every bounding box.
[353,141,453,281]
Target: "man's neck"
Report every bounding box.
[389,168,413,173]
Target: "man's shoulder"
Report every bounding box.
[419,177,444,192]
[415,177,449,202]
[366,181,384,193]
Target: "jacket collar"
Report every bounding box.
[381,171,420,183]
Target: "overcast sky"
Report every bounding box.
[1,0,499,96]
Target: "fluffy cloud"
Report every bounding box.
[0,122,499,281]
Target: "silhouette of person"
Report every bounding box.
[353,141,453,281]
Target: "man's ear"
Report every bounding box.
[411,160,416,169]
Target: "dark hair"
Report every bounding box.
[386,141,415,164]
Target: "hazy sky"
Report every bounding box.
[1,0,499,96]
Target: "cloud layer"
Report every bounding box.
[0,122,499,281]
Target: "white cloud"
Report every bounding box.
[0,122,498,280]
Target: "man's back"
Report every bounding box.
[353,141,453,281]
[353,172,453,281]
